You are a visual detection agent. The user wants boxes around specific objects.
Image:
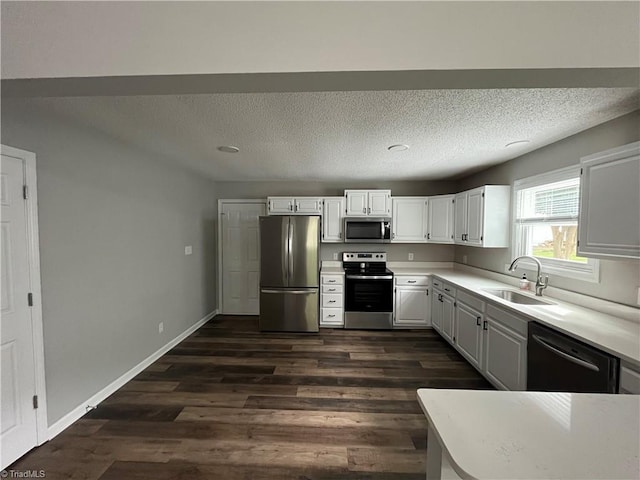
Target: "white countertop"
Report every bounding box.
[417,388,640,480]
[428,270,640,367]
[319,266,345,275]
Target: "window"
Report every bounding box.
[513,165,599,282]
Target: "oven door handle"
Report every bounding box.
[532,334,600,372]
[346,274,393,280]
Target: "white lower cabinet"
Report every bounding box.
[618,363,640,394]
[394,276,431,328]
[430,277,529,391]
[320,274,344,327]
[482,305,528,391]
[454,292,484,370]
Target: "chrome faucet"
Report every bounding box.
[508,256,549,296]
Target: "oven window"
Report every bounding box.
[346,222,384,240]
[345,278,393,312]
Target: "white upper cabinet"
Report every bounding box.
[427,195,455,244]
[344,190,391,217]
[454,185,510,248]
[322,197,344,242]
[268,196,323,215]
[578,141,640,259]
[392,197,428,242]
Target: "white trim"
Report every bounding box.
[1,145,48,446]
[511,165,600,283]
[47,309,218,440]
[217,199,267,314]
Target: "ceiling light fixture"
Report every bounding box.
[504,140,530,148]
[388,144,409,152]
[217,145,240,153]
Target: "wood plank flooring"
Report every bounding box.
[9,316,492,479]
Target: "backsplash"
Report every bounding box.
[320,243,455,262]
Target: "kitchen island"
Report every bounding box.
[417,388,640,480]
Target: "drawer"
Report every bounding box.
[322,284,343,294]
[395,275,429,286]
[321,275,344,285]
[486,304,528,338]
[322,293,343,308]
[457,290,485,313]
[431,278,455,296]
[321,308,344,326]
[619,364,640,394]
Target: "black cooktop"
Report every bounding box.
[343,264,393,276]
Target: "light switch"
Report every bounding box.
[185,245,193,255]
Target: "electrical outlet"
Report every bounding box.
[462,255,467,264]
[158,322,164,334]
[185,246,193,255]
[333,253,338,260]
[408,253,414,261]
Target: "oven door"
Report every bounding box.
[345,275,393,313]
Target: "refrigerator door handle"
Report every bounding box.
[261,288,316,294]
[288,220,294,284]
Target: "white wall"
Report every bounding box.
[1,101,218,425]
[456,111,640,307]
[2,2,638,79]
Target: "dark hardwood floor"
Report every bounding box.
[10,316,491,479]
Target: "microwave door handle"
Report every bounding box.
[532,334,600,372]
[381,221,384,240]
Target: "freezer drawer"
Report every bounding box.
[259,288,319,332]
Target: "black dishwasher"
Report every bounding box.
[527,322,619,393]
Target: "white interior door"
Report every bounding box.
[1,153,38,468]
[221,202,265,314]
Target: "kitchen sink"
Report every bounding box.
[482,289,555,306]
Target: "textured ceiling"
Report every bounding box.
[14,88,639,181]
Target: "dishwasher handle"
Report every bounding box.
[532,334,600,372]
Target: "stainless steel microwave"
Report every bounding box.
[344,218,391,243]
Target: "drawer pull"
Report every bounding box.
[328,314,336,318]
[407,280,416,283]
[328,300,336,303]
[444,288,450,292]
[327,280,336,283]
[328,288,336,291]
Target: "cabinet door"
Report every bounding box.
[295,197,323,214]
[427,195,454,243]
[394,287,430,327]
[268,197,294,214]
[484,318,527,391]
[322,197,344,242]
[454,192,467,244]
[431,289,443,332]
[441,294,455,344]
[369,191,391,216]
[455,302,483,368]
[465,188,484,245]
[392,197,427,242]
[345,190,368,216]
[578,142,640,259]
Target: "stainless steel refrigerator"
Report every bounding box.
[259,215,320,332]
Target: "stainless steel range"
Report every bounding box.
[343,252,394,329]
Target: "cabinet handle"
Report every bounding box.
[438,294,443,302]
[426,289,429,296]
[444,288,450,292]
[427,233,430,240]
[483,320,488,331]
[328,288,336,291]
[363,207,366,214]
[328,280,336,283]
[476,316,481,326]
[392,232,396,239]
[328,300,336,303]
[407,280,416,283]
[328,314,336,318]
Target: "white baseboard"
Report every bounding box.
[47,309,219,440]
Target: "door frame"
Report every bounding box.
[1,144,48,445]
[217,199,267,314]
